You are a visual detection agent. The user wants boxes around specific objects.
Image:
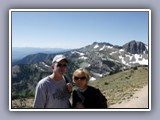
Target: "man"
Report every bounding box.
[33,54,72,108]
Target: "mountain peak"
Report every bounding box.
[123,40,148,54]
[91,41,113,46]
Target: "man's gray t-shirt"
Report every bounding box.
[33,76,70,108]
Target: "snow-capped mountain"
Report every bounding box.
[65,40,148,79]
[12,40,148,81]
[70,40,148,66]
[12,40,149,99]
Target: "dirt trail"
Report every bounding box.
[109,85,149,108]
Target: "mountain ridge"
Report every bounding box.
[13,40,148,65]
[12,40,148,80]
[11,40,149,101]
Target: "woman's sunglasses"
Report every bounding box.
[74,76,86,81]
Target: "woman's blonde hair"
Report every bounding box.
[72,68,90,81]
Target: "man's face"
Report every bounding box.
[52,59,68,76]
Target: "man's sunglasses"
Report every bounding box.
[74,76,86,81]
[56,63,67,67]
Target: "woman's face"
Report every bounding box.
[74,72,88,90]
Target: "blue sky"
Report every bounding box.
[12,10,149,49]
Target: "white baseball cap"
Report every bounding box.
[52,54,68,64]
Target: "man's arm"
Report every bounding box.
[33,83,47,108]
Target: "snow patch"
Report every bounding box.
[71,51,85,56]
[119,55,126,64]
[79,56,88,60]
[71,51,87,60]
[99,45,105,51]
[90,77,96,81]
[145,45,148,50]
[119,53,148,66]
[106,45,113,49]
[109,51,117,55]
[94,44,99,49]
[35,64,45,71]
[41,62,50,68]
[130,54,148,65]
[130,56,133,61]
[119,49,125,52]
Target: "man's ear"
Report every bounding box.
[51,64,54,70]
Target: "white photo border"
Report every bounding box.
[9,9,151,111]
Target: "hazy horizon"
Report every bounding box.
[12,40,148,49]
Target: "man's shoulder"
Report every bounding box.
[37,76,50,86]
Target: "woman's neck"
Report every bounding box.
[79,86,88,92]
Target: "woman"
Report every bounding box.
[72,68,108,108]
